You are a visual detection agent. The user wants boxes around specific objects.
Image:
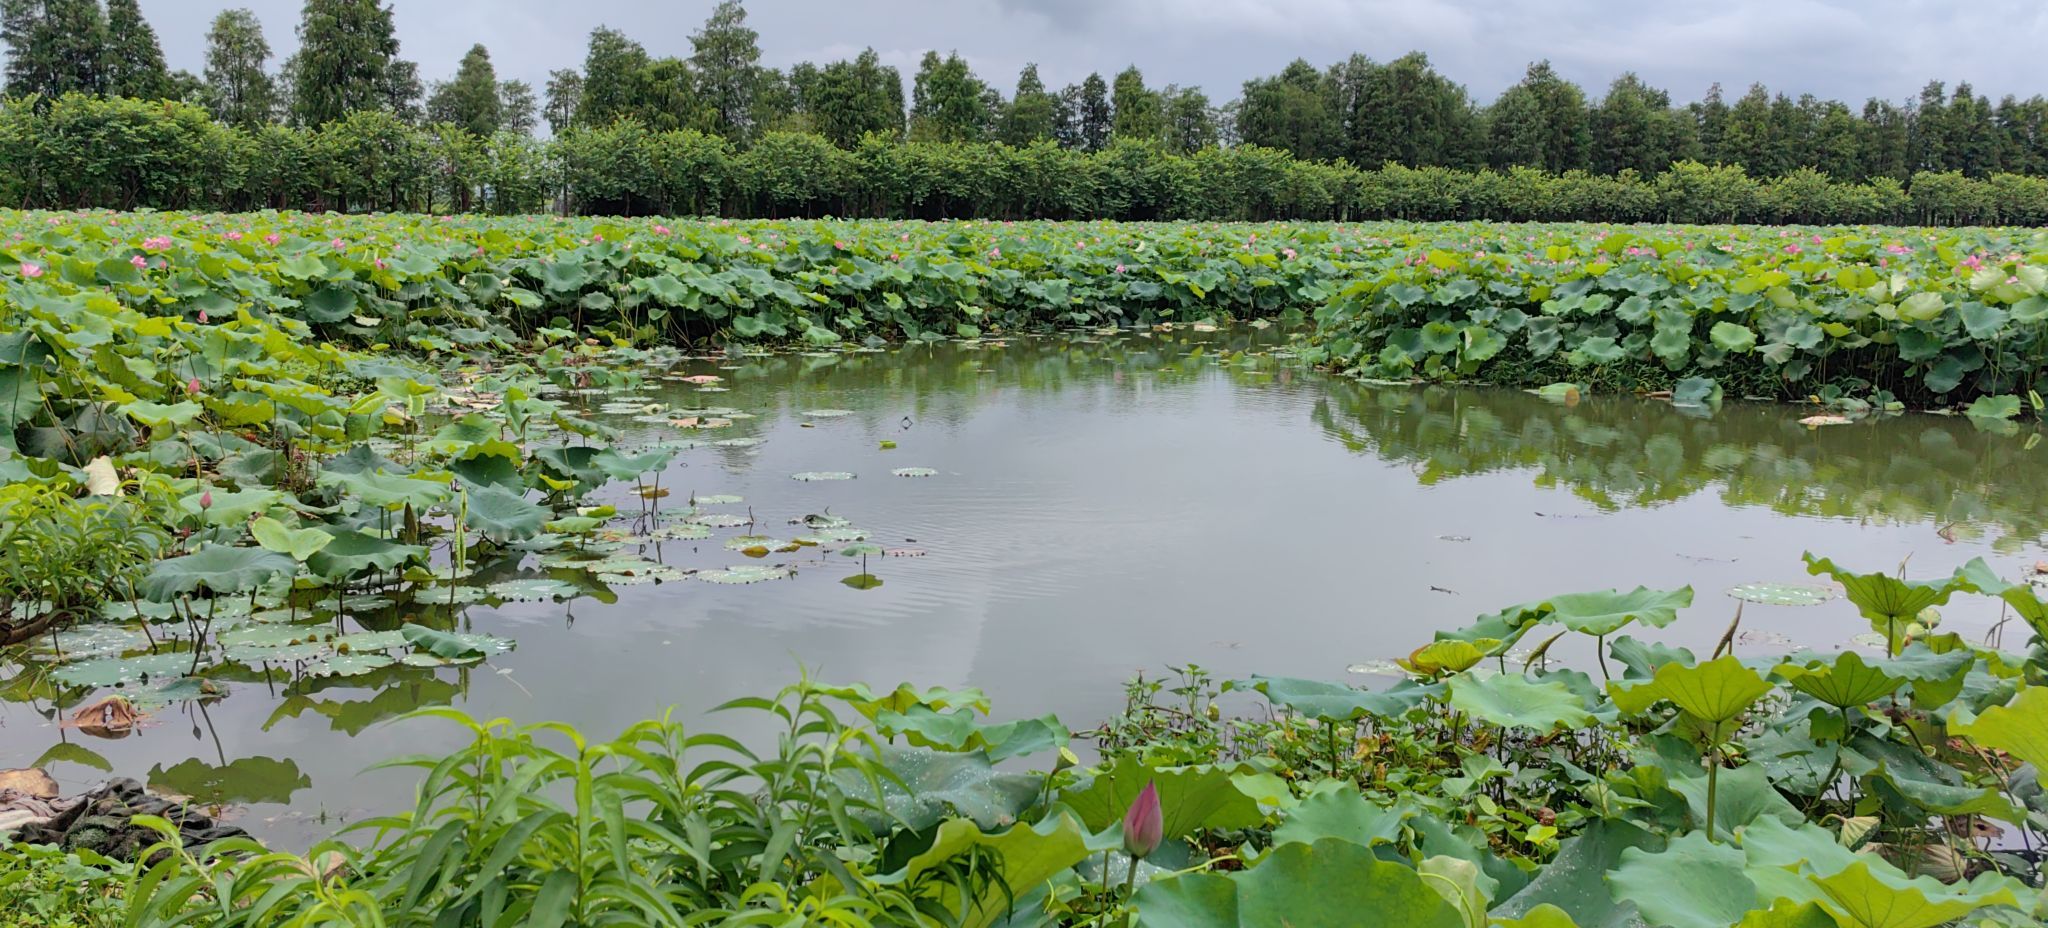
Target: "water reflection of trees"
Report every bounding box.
[1313,381,2048,550]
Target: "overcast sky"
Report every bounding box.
[136,0,2048,106]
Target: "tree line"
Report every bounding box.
[4,0,2048,200]
[12,91,2048,228]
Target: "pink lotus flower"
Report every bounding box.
[330,238,345,249]
[1122,781,1162,860]
[1114,264,1127,273]
[18,262,42,279]
[225,231,244,242]
[130,254,148,269]
[988,248,1000,258]
[592,234,604,243]
[834,240,848,250]
[374,258,387,270]
[1783,244,1801,255]
[142,236,172,251]
[1281,248,1297,260]
[264,233,281,245]
[653,225,671,236]
[738,235,751,244]
[186,377,201,395]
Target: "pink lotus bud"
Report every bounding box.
[186,377,201,395]
[1122,781,1163,859]
[18,262,42,278]
[199,491,213,510]
[130,254,147,269]
[197,309,209,323]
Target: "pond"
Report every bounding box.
[3,324,2044,846]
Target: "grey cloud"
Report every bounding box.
[132,0,2048,108]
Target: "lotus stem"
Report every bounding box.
[1705,746,1720,843]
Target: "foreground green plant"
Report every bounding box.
[7,551,2044,927]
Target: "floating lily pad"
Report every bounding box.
[800,513,851,529]
[1727,583,1836,606]
[688,513,754,528]
[305,652,395,678]
[803,409,854,418]
[596,565,684,584]
[792,471,855,481]
[695,565,794,584]
[724,535,795,552]
[692,494,743,505]
[842,573,885,590]
[486,578,583,601]
[224,641,329,664]
[891,467,938,478]
[52,652,194,688]
[332,630,409,651]
[218,625,327,649]
[711,437,762,448]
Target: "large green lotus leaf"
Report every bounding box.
[1996,585,2048,642]
[589,447,674,481]
[1952,686,2048,772]
[1060,756,1264,841]
[1241,675,1432,721]
[1495,818,1663,926]
[249,515,334,561]
[140,545,296,600]
[1811,860,2022,928]
[835,743,1040,832]
[1269,783,1413,849]
[319,470,452,510]
[304,530,424,578]
[462,483,549,541]
[1802,553,1960,622]
[1663,760,1803,834]
[147,755,311,806]
[873,706,1067,761]
[182,487,283,524]
[1774,651,1905,709]
[1852,734,2025,822]
[1610,832,1756,928]
[1731,901,1837,928]
[1607,635,1697,681]
[1447,670,1595,732]
[399,625,511,660]
[1133,838,1464,928]
[1610,655,1772,724]
[51,651,194,688]
[1540,586,1694,637]
[874,813,1093,928]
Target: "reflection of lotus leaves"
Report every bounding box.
[147,756,311,806]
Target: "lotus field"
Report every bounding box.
[1,209,2047,926]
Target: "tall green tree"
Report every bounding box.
[102,0,170,98]
[1689,83,1730,161]
[381,57,421,123]
[2,0,108,98]
[625,57,709,133]
[1858,97,1911,180]
[1716,82,1775,172]
[999,62,1056,145]
[202,8,273,127]
[1237,58,1336,160]
[807,48,901,146]
[544,68,581,134]
[428,43,501,135]
[908,50,989,142]
[1349,52,1478,168]
[1110,65,1163,141]
[577,26,645,126]
[1160,85,1215,153]
[1070,72,1110,151]
[1486,61,1590,172]
[1591,73,1677,175]
[498,79,536,135]
[688,0,761,142]
[291,0,401,126]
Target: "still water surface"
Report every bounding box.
[3,326,2044,845]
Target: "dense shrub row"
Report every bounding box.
[14,94,2048,225]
